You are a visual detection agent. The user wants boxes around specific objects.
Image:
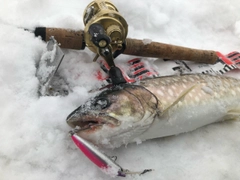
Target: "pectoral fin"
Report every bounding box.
[112,123,151,146]
[130,124,152,144]
[224,108,240,121]
[161,84,197,115]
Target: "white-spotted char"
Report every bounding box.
[67,74,240,148]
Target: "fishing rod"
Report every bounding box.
[32,0,223,85]
[34,27,218,64]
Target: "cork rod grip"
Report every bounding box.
[124,38,218,64]
[35,27,85,50]
[45,28,85,50]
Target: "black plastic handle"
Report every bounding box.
[88,23,110,48]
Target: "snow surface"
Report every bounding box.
[1,0,240,180]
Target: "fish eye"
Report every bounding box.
[93,97,110,109]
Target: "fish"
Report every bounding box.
[66,74,240,148]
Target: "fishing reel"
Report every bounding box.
[83,0,128,64]
[83,0,128,84]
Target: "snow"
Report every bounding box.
[142,39,152,45]
[1,0,240,180]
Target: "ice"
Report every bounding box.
[1,0,240,180]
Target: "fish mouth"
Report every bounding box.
[67,113,120,132]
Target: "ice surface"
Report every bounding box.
[1,0,240,180]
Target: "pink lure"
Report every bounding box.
[71,133,126,177]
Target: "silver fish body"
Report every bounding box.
[67,74,240,148]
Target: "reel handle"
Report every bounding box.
[88,23,111,48]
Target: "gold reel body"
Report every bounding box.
[83,0,128,53]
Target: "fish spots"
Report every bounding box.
[171,85,177,90]
[237,87,240,93]
[176,101,184,108]
[166,79,171,84]
[161,86,166,91]
[173,78,179,82]
[214,92,220,98]
[161,100,167,105]
[188,92,193,98]
[189,77,195,82]
[145,75,240,115]
[182,79,188,83]
[201,86,214,95]
[224,81,231,88]
[198,92,203,98]
[195,96,200,102]
[168,89,174,96]
[153,81,160,86]
[231,90,237,96]
[149,83,156,88]
[216,80,223,87]
[109,112,116,117]
[161,81,166,85]
[194,75,200,80]
[157,90,164,96]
